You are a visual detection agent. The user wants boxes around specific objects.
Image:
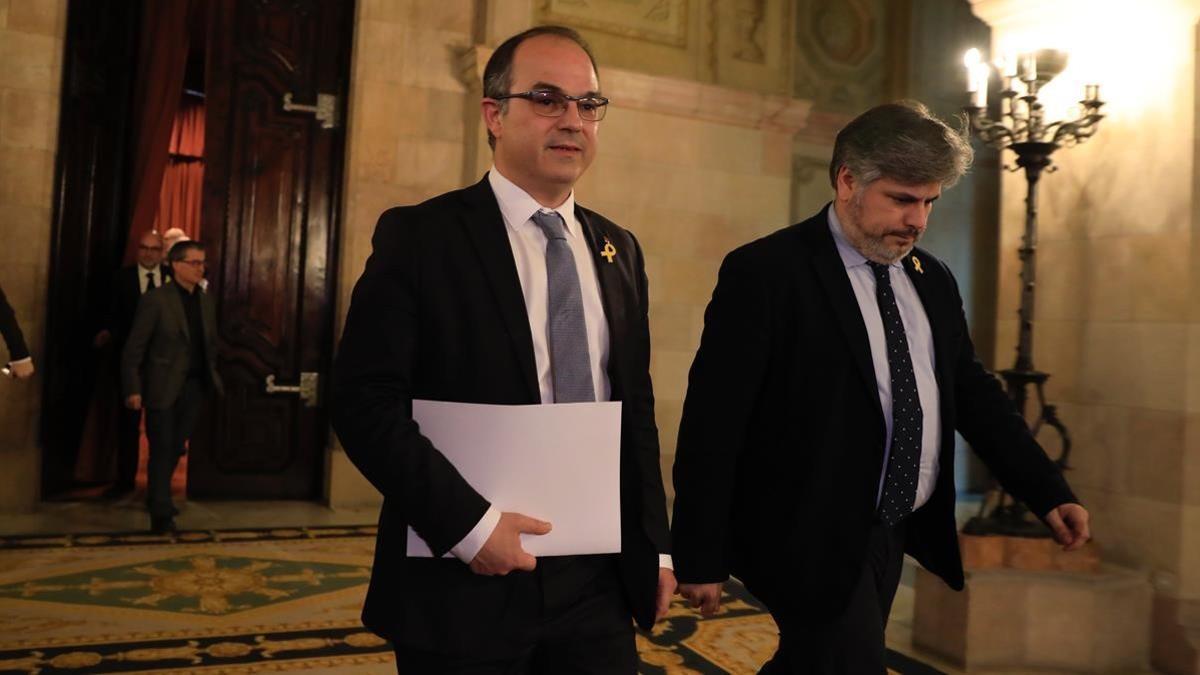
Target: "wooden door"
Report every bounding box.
[190,0,354,499]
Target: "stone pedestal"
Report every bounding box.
[913,564,1152,672]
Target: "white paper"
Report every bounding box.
[406,399,622,558]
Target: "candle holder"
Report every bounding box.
[960,48,1105,538]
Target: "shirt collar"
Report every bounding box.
[488,166,577,238]
[138,264,159,275]
[826,203,902,271]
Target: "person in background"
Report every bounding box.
[94,230,170,498]
[122,241,222,534]
[0,281,33,379]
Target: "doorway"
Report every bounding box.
[41,0,354,503]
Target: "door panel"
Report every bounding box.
[191,0,353,499]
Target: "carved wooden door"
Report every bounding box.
[190,0,353,499]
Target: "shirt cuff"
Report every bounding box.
[8,357,31,365]
[449,506,501,563]
[659,554,673,570]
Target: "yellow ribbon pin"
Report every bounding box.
[601,238,617,263]
[911,255,924,274]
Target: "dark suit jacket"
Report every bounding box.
[105,265,171,347]
[331,176,670,654]
[670,205,1076,624]
[0,283,29,362]
[121,284,223,409]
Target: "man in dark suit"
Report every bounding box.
[332,25,674,673]
[96,230,170,497]
[122,240,222,534]
[0,281,33,379]
[670,102,1091,673]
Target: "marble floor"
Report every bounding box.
[0,500,1160,675]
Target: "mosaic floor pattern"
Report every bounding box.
[0,526,941,674]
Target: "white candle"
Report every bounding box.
[963,49,986,107]
[1021,53,1037,82]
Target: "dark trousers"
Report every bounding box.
[113,406,142,491]
[394,558,637,674]
[760,521,907,675]
[144,378,204,518]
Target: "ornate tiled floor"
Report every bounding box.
[0,523,948,674]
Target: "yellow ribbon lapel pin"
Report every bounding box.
[911,255,924,274]
[601,238,617,264]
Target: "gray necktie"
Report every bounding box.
[531,210,595,403]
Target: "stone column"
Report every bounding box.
[968,1,1200,671]
[0,1,67,513]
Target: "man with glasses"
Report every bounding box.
[95,230,171,499]
[122,241,222,534]
[333,25,673,672]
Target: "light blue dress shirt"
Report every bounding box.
[827,206,942,512]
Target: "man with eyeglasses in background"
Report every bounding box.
[333,25,674,673]
[94,230,171,499]
[122,240,222,534]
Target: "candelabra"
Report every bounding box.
[959,48,1105,537]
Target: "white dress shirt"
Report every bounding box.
[449,168,671,570]
[138,264,163,294]
[827,206,942,512]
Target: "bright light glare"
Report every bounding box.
[993,0,1193,120]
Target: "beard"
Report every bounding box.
[843,191,922,264]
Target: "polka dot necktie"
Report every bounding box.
[868,261,921,526]
[531,210,595,403]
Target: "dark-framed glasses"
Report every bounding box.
[177,259,207,269]
[494,90,610,121]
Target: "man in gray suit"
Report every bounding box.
[122,241,223,533]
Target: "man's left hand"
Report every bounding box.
[655,567,677,621]
[1044,503,1090,551]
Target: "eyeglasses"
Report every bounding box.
[176,260,206,268]
[493,90,610,121]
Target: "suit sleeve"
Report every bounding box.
[0,283,30,362]
[946,265,1077,517]
[121,290,160,398]
[671,247,773,583]
[626,231,670,556]
[331,209,490,557]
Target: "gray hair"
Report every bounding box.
[482,25,599,150]
[829,101,974,189]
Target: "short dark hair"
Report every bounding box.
[168,240,204,263]
[829,101,974,189]
[482,25,600,149]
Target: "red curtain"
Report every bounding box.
[75,0,204,486]
[152,97,205,240]
[122,0,201,264]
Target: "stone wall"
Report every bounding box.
[970,0,1200,671]
[0,0,66,511]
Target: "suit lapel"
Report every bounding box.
[802,209,884,420]
[576,206,626,394]
[460,177,540,402]
[901,251,952,395]
[164,286,190,342]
